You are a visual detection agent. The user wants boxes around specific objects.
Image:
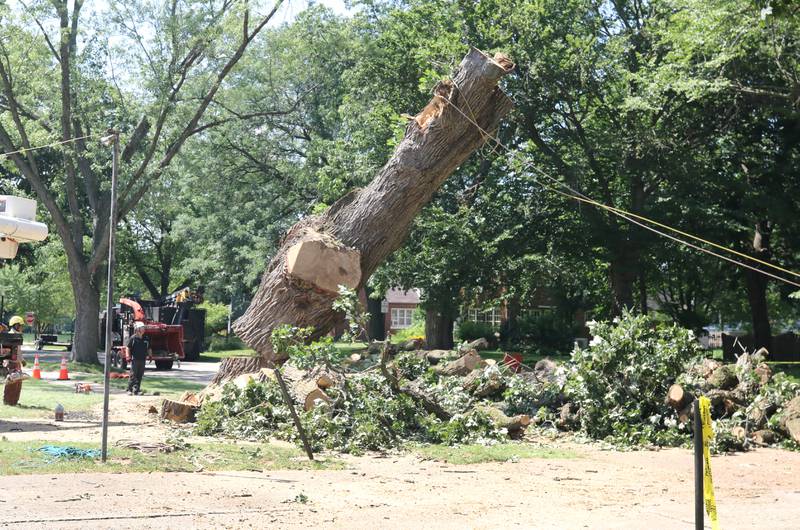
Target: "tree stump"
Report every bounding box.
[161,399,199,423]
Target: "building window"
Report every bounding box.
[391,308,414,329]
[467,307,501,327]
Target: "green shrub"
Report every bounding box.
[208,334,245,351]
[456,320,495,343]
[201,302,231,336]
[564,311,701,446]
[508,311,577,354]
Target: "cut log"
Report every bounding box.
[699,358,722,379]
[425,349,454,365]
[259,364,336,411]
[558,402,579,429]
[462,367,506,398]
[226,49,514,376]
[707,365,738,390]
[751,429,777,445]
[435,350,485,376]
[160,399,199,423]
[475,405,531,433]
[179,391,201,407]
[730,425,746,442]
[754,363,773,385]
[467,338,489,351]
[677,402,694,425]
[285,236,361,294]
[747,399,777,430]
[533,358,558,383]
[665,384,693,410]
[316,373,335,390]
[779,396,800,444]
[292,379,331,411]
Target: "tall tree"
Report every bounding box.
[0,0,283,361]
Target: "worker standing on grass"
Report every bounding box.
[7,316,25,368]
[126,322,150,395]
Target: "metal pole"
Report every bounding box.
[101,132,119,462]
[693,399,704,530]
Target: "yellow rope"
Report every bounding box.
[434,93,800,287]
[0,134,95,159]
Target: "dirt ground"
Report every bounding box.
[2,393,800,529]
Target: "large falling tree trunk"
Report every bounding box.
[229,49,514,374]
[745,221,772,350]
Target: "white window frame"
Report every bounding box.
[391,307,414,329]
[466,307,502,327]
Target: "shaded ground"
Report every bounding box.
[0,445,799,529]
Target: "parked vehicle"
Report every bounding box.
[99,288,206,370]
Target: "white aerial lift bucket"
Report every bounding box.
[0,196,49,258]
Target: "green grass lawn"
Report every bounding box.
[412,443,578,465]
[70,373,206,396]
[0,439,339,475]
[197,348,257,362]
[334,342,368,355]
[0,379,104,419]
[0,374,205,420]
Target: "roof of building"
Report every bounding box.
[385,288,421,304]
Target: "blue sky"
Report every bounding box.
[274,0,352,24]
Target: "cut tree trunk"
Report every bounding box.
[160,398,199,423]
[435,350,484,376]
[665,384,693,411]
[475,405,531,433]
[226,48,514,378]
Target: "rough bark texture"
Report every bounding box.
[425,308,455,350]
[745,221,773,350]
[71,273,100,363]
[160,398,199,423]
[434,350,484,376]
[229,49,514,374]
[211,356,269,386]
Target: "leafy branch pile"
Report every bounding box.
[195,311,799,454]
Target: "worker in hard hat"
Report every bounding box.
[125,321,151,395]
[8,315,24,333]
[5,316,25,369]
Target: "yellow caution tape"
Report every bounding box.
[699,396,720,530]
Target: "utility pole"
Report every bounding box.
[100,130,119,462]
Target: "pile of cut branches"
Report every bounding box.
[194,310,800,454]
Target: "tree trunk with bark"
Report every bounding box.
[745,221,772,350]
[425,308,454,350]
[229,49,514,375]
[365,284,385,341]
[69,263,101,363]
[609,248,638,315]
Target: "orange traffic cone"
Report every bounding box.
[58,355,69,380]
[32,354,41,379]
